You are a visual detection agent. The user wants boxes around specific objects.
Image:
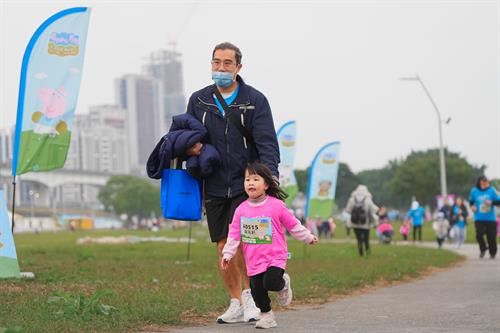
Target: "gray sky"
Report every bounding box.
[1,0,499,179]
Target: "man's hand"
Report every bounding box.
[186,142,203,156]
[309,236,318,244]
[471,205,477,213]
[220,258,230,270]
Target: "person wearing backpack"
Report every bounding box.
[345,185,379,256]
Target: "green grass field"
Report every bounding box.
[1,226,461,333]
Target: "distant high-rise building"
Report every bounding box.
[0,127,14,166]
[61,105,129,208]
[143,46,186,134]
[66,104,130,174]
[115,74,162,173]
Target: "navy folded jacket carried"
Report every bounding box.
[146,113,221,179]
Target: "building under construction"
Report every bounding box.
[143,44,186,134]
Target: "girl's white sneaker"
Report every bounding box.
[242,289,260,322]
[255,311,277,329]
[277,273,292,307]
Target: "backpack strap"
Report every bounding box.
[354,197,366,205]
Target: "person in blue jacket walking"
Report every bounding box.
[469,175,500,259]
[406,200,425,242]
[185,42,279,324]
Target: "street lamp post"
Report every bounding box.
[400,74,448,198]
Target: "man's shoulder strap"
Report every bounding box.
[213,86,255,148]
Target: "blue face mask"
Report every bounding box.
[212,71,234,88]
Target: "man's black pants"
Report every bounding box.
[249,266,285,313]
[475,221,498,256]
[413,225,422,241]
[353,228,370,256]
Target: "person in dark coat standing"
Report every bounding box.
[185,42,279,324]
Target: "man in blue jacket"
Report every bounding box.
[186,42,280,323]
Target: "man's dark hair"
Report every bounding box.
[212,42,242,64]
[476,175,489,189]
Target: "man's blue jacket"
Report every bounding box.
[186,75,280,198]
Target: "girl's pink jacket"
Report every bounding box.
[222,196,314,276]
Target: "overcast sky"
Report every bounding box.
[1,0,498,179]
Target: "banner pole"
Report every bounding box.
[187,221,193,261]
[11,176,17,233]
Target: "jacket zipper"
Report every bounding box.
[197,96,250,109]
[198,96,251,198]
[197,97,218,109]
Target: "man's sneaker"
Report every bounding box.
[217,298,244,324]
[255,311,278,329]
[276,273,292,307]
[242,289,260,322]
[480,250,486,259]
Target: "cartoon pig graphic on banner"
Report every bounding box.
[32,86,69,135]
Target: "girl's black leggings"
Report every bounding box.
[249,266,285,313]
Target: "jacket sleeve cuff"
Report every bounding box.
[289,223,314,243]
[222,237,240,261]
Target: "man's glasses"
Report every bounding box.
[211,59,237,69]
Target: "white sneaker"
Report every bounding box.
[217,298,244,324]
[255,310,278,329]
[276,273,292,307]
[242,289,260,322]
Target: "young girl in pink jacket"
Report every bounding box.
[221,162,318,329]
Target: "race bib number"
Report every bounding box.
[479,202,491,213]
[241,217,272,244]
[479,196,491,213]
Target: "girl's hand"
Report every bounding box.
[220,258,230,270]
[309,236,318,244]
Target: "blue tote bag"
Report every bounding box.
[161,160,202,221]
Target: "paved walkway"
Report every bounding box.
[154,243,500,333]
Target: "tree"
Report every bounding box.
[490,179,500,190]
[98,175,161,222]
[98,175,131,211]
[357,160,400,207]
[293,163,359,209]
[335,163,361,208]
[387,149,485,208]
[294,168,309,194]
